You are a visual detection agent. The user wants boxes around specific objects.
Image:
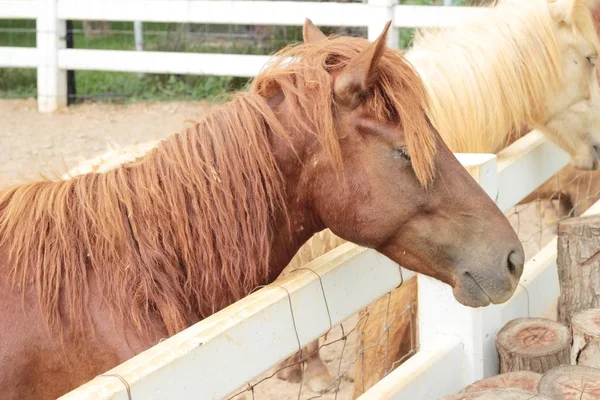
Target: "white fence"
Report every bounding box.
[0,0,488,112]
[1,1,587,399]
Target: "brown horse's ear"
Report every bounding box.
[334,20,391,108]
[303,18,327,43]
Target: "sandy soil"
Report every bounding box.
[0,99,558,400]
[0,99,213,185]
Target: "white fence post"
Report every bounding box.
[367,0,398,48]
[36,0,67,112]
[134,21,144,79]
[417,154,501,386]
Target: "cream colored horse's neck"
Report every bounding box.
[405,0,563,154]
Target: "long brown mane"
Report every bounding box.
[0,35,433,338]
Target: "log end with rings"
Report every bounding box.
[440,388,551,400]
[537,365,600,399]
[496,317,570,374]
[460,371,542,393]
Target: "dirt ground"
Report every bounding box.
[0,99,558,400]
[0,99,214,185]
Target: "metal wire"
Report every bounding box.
[98,374,132,400]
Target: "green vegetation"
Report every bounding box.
[0,0,473,103]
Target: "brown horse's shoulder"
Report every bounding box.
[0,268,161,400]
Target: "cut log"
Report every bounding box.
[441,389,551,400]
[461,371,542,393]
[537,365,600,399]
[571,308,600,368]
[496,317,570,374]
[557,215,600,325]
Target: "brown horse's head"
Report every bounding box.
[257,20,524,307]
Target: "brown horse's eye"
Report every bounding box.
[393,147,411,162]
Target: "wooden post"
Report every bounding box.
[460,371,542,393]
[537,365,600,399]
[352,276,418,399]
[496,317,570,374]
[134,21,144,79]
[557,215,600,325]
[417,154,501,385]
[37,0,67,112]
[65,20,76,106]
[441,389,551,400]
[570,308,600,367]
[367,0,398,48]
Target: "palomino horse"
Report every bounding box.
[524,4,600,227]
[0,21,524,399]
[283,0,600,395]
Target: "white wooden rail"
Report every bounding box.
[0,0,490,112]
[0,0,37,18]
[60,244,411,399]
[0,47,38,67]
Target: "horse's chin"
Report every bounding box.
[452,286,491,308]
[451,272,493,308]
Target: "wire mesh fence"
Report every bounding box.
[220,266,418,400]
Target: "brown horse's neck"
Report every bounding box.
[263,95,326,281]
[0,91,327,339]
[266,195,324,282]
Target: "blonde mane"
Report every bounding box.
[0,35,433,338]
[406,0,570,153]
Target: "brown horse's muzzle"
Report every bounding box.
[452,246,524,307]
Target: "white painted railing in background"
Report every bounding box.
[392,4,486,28]
[37,0,67,111]
[0,0,37,19]
[58,49,272,78]
[55,0,369,26]
[0,47,38,68]
[1,0,484,112]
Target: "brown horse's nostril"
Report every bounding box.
[507,258,516,275]
[507,250,524,278]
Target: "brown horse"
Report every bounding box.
[0,20,524,399]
